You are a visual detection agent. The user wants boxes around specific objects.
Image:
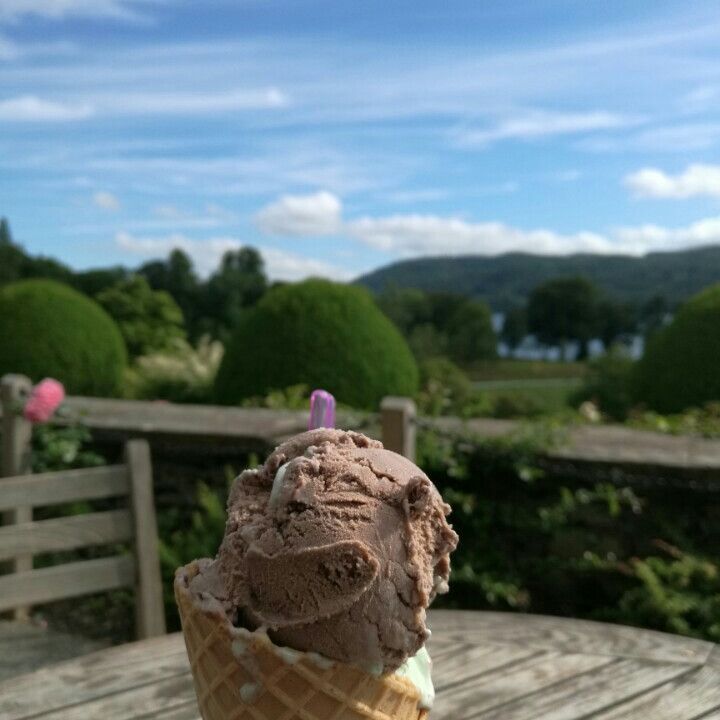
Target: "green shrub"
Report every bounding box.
[158,478,230,629]
[416,357,473,416]
[124,336,223,403]
[0,280,127,396]
[637,284,720,412]
[240,383,311,410]
[215,279,418,409]
[419,424,720,641]
[32,423,105,473]
[627,402,720,438]
[573,348,637,420]
[96,275,185,359]
[583,541,720,641]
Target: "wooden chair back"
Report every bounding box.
[0,439,166,638]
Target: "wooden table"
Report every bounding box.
[1,611,719,719]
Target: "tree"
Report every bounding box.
[408,323,447,359]
[74,267,129,297]
[0,217,24,284]
[96,276,186,358]
[139,249,201,337]
[375,286,432,336]
[215,279,418,408]
[598,299,637,349]
[0,217,10,245]
[639,294,670,337]
[501,306,527,352]
[0,217,73,286]
[201,248,268,339]
[527,277,602,359]
[637,284,720,413]
[446,299,497,363]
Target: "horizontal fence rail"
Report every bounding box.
[2,382,720,490]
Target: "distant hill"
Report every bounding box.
[356,245,720,310]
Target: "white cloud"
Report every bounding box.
[256,190,720,257]
[255,191,342,236]
[0,89,285,122]
[256,190,614,255]
[92,191,120,211]
[681,85,720,113]
[149,203,237,227]
[114,231,351,281]
[624,164,720,199]
[346,215,613,256]
[260,247,353,282]
[0,95,93,121]
[455,110,635,147]
[0,0,154,23]
[616,216,720,251]
[580,124,720,153]
[0,35,18,60]
[99,88,287,115]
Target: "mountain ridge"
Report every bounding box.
[356,244,720,310]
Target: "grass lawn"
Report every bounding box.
[475,379,582,416]
[460,359,585,416]
[465,358,588,382]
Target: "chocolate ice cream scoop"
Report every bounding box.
[215,428,458,672]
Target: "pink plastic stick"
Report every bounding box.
[308,389,336,430]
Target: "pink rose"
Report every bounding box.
[24,378,65,423]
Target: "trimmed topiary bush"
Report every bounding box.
[0,279,127,396]
[637,284,720,413]
[215,279,418,409]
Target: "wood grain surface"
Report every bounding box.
[0,610,718,720]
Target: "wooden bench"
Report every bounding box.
[0,440,166,666]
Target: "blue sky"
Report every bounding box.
[3,0,720,281]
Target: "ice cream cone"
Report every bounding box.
[175,561,428,720]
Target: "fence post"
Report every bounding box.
[380,396,416,462]
[2,374,33,477]
[1,374,33,620]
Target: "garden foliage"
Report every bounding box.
[125,336,224,403]
[637,284,720,413]
[572,348,637,420]
[96,275,186,358]
[419,426,720,641]
[216,279,418,408]
[0,279,127,396]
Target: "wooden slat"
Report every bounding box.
[433,650,615,719]
[26,672,196,720]
[1,616,719,720]
[145,703,202,720]
[0,510,133,561]
[589,663,720,720]
[0,555,135,612]
[126,439,166,638]
[0,465,129,511]
[472,657,694,720]
[433,642,541,689]
[0,622,104,682]
[427,610,713,665]
[0,635,188,720]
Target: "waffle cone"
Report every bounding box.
[175,561,428,720]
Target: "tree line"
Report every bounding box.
[1,216,672,366]
[1,218,268,355]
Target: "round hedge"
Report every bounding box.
[215,279,418,409]
[0,279,127,396]
[636,284,720,413]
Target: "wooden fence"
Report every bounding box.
[3,375,720,492]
